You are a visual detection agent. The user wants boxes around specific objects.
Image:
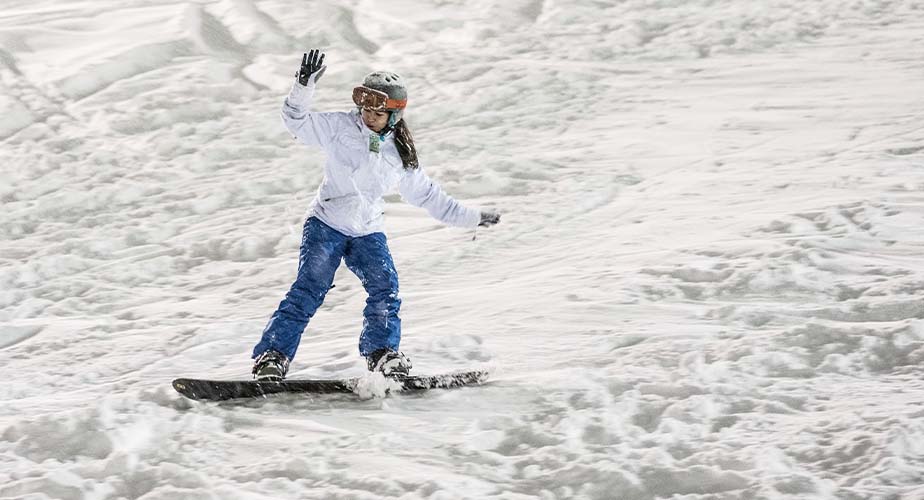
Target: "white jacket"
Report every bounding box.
[281,81,482,237]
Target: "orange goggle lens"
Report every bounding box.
[352,86,407,111]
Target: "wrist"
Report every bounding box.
[290,80,314,97]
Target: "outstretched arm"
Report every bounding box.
[281,49,336,148]
[399,167,499,228]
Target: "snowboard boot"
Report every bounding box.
[366,349,412,377]
[252,350,290,382]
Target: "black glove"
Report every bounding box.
[296,49,326,86]
[479,211,500,227]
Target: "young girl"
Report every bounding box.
[251,50,500,381]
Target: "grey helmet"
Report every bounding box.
[360,71,407,126]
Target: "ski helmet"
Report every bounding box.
[352,71,408,126]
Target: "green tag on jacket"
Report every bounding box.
[368,134,381,153]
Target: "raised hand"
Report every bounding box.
[296,49,327,86]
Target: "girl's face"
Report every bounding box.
[361,108,389,133]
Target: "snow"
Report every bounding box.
[2,0,924,498]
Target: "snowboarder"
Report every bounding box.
[251,49,500,381]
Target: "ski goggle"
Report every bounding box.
[352,86,407,111]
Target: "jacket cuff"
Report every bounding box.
[288,80,315,105]
[464,206,483,228]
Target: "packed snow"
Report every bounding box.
[2,0,924,498]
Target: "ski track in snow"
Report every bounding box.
[2,0,924,499]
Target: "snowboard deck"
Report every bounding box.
[172,369,489,401]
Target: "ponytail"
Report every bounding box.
[393,119,419,170]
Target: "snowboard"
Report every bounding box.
[172,369,489,401]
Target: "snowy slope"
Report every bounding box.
[2,0,924,499]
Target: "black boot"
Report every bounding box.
[366,349,412,377]
[252,350,290,381]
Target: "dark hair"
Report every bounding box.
[394,119,418,170]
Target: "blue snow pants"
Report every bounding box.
[252,217,402,361]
